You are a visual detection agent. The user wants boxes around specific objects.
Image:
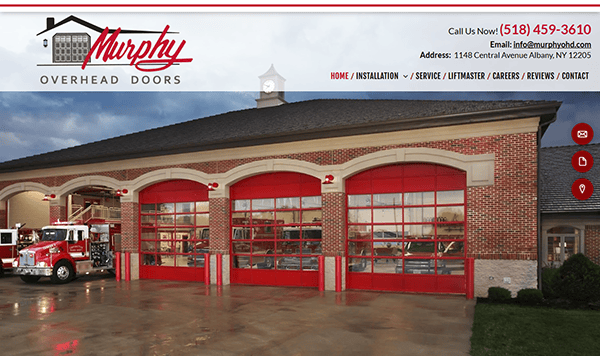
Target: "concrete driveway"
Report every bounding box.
[0,274,475,355]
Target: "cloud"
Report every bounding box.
[49,137,81,151]
[0,131,27,147]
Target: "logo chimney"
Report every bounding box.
[46,17,55,30]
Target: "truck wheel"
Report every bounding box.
[51,261,74,284]
[20,276,40,283]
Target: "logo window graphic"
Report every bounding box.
[53,33,91,64]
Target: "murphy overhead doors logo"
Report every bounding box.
[36,16,193,86]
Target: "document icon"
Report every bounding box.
[579,156,587,166]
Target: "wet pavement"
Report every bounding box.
[0,274,475,356]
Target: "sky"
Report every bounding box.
[0,91,598,164]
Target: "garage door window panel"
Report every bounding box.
[404,224,435,239]
[404,208,435,223]
[349,241,372,256]
[348,225,372,240]
[404,192,435,206]
[373,193,402,206]
[348,209,372,224]
[349,258,371,272]
[157,215,175,226]
[373,257,402,274]
[436,206,464,222]
[349,194,371,207]
[373,241,403,257]
[277,197,300,209]
[141,204,156,214]
[438,241,465,257]
[437,223,465,239]
[278,211,301,224]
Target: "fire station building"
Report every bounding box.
[0,72,562,297]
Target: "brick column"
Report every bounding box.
[49,200,67,223]
[209,196,230,285]
[585,225,600,265]
[322,191,346,290]
[0,200,7,229]
[120,201,139,253]
[322,192,346,256]
[209,197,230,254]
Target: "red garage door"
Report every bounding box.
[139,180,210,282]
[230,172,322,287]
[346,163,467,294]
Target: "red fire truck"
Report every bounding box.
[13,222,119,284]
[0,227,20,277]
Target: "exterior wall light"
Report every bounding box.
[42,194,56,201]
[115,189,128,197]
[323,175,334,184]
[43,39,48,48]
[207,182,219,191]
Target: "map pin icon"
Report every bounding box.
[580,184,586,194]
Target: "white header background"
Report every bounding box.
[1,12,598,91]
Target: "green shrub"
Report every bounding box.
[541,268,560,299]
[488,286,512,302]
[556,253,600,303]
[517,288,543,305]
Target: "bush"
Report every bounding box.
[541,268,560,299]
[555,253,600,303]
[488,286,512,302]
[517,288,543,305]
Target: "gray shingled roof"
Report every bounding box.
[540,143,600,213]
[0,99,561,173]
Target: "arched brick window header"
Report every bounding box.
[140,179,208,203]
[231,172,321,199]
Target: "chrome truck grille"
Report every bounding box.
[20,251,35,266]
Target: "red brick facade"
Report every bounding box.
[0,209,6,229]
[322,192,346,257]
[0,131,539,261]
[585,225,600,265]
[209,197,230,255]
[49,205,67,224]
[120,202,139,253]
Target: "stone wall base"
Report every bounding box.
[210,254,231,285]
[119,252,139,280]
[475,259,537,297]
[325,256,345,291]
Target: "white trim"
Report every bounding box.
[1,149,494,201]
[0,182,52,201]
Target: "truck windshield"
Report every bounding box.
[40,229,68,241]
[283,230,300,239]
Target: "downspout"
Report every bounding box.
[537,119,554,291]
